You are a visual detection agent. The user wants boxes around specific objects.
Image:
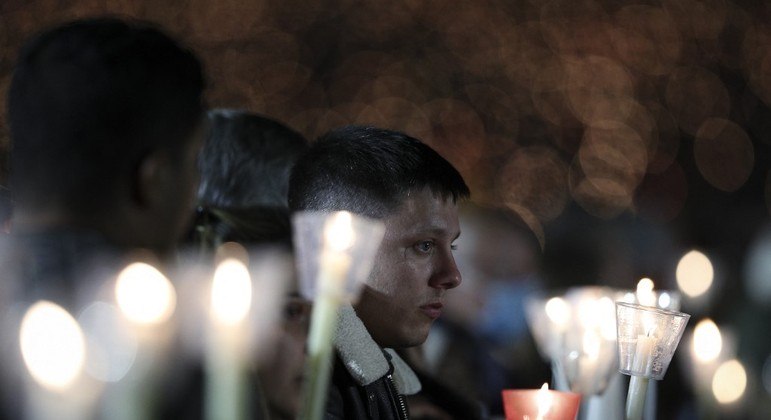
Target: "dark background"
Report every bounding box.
[2,0,770,418]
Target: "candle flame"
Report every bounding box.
[115,262,176,325]
[545,297,570,329]
[115,262,177,325]
[636,278,656,307]
[211,258,253,325]
[536,383,553,418]
[20,301,86,390]
[693,318,722,363]
[324,211,354,252]
[583,330,601,361]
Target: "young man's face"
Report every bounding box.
[354,187,462,349]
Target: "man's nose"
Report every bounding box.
[429,249,462,290]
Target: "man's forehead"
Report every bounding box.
[383,191,460,236]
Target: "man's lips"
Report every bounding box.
[419,302,443,319]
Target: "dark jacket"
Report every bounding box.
[326,352,409,420]
[325,305,421,420]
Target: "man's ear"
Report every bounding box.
[136,151,170,208]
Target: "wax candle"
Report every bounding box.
[205,258,253,420]
[300,212,354,420]
[19,301,89,420]
[626,332,655,420]
[114,262,176,420]
[501,382,581,420]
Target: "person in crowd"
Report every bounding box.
[288,125,471,419]
[418,203,550,417]
[189,109,310,420]
[1,17,205,418]
[196,109,308,211]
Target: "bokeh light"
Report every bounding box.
[745,226,771,305]
[115,262,177,325]
[712,359,747,404]
[665,66,730,135]
[78,302,138,383]
[20,301,86,390]
[676,250,714,298]
[612,5,682,76]
[496,146,569,223]
[694,118,754,192]
[692,318,723,363]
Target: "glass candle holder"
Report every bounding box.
[292,211,385,301]
[525,287,620,396]
[615,302,690,380]
[502,386,582,420]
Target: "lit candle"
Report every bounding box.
[626,331,655,420]
[114,262,176,420]
[300,212,354,420]
[544,296,571,390]
[205,257,253,420]
[579,330,601,393]
[501,383,582,420]
[19,301,89,420]
[536,383,553,420]
[616,301,689,420]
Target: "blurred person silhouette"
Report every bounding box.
[288,125,473,419]
[419,203,550,417]
[196,109,308,211]
[182,109,310,420]
[0,17,205,418]
[185,207,309,420]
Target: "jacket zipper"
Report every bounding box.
[386,373,409,420]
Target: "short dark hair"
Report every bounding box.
[197,109,308,209]
[7,17,205,215]
[288,125,470,218]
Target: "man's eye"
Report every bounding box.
[284,301,310,323]
[414,241,435,254]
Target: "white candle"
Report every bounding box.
[114,262,176,420]
[205,258,253,420]
[300,212,354,420]
[19,301,89,420]
[626,333,655,420]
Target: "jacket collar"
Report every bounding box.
[334,304,421,395]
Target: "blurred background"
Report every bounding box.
[2,0,771,418]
